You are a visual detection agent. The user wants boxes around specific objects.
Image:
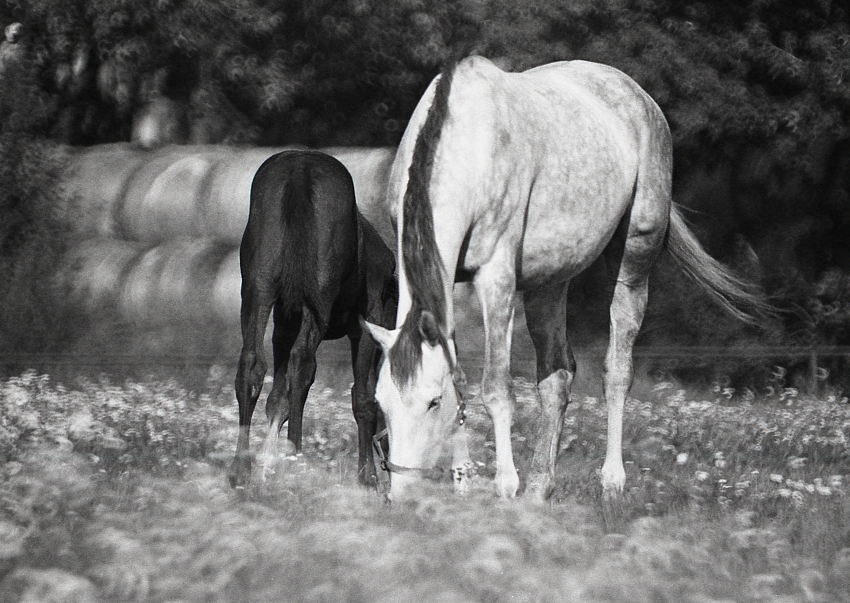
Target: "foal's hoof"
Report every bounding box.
[257,453,280,483]
[228,455,252,490]
[358,468,380,490]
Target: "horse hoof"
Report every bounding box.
[494,468,520,499]
[451,462,473,496]
[525,474,555,503]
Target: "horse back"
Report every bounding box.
[421,57,672,288]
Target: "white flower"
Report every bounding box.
[816,486,832,496]
[787,457,807,470]
[770,474,784,483]
[778,488,793,498]
[695,470,710,482]
[676,452,689,465]
[829,475,843,488]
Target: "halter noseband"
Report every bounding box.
[371,383,467,481]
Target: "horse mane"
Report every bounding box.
[390,58,461,385]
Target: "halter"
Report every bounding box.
[371,380,467,481]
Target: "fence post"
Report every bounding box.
[808,349,818,397]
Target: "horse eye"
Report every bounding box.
[427,396,441,411]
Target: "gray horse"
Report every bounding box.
[364,56,769,501]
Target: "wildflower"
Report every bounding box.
[778,488,793,498]
[770,474,784,483]
[805,484,816,494]
[787,457,807,470]
[676,452,689,465]
[735,481,751,490]
[816,486,833,496]
[829,475,843,488]
[695,470,710,482]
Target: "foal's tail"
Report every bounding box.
[667,204,774,326]
[278,164,319,318]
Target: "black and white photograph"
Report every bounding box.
[0,1,849,601]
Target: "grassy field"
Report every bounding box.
[0,358,849,603]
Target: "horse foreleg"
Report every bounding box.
[350,329,380,487]
[475,259,519,498]
[524,281,574,502]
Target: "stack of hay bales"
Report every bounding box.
[60,144,396,328]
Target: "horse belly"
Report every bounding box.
[517,174,633,289]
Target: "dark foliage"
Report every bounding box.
[0,48,85,354]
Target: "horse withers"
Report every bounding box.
[363,56,771,501]
[229,150,397,489]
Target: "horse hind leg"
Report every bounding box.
[600,194,667,496]
[258,305,323,482]
[524,280,575,502]
[229,287,275,489]
[258,302,301,464]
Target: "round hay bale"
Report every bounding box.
[62,144,147,237]
[119,238,233,323]
[199,147,283,244]
[212,248,241,323]
[63,238,143,311]
[119,146,225,242]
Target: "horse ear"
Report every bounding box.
[418,311,441,347]
[360,317,398,352]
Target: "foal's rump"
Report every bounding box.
[243,150,359,323]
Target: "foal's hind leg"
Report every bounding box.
[285,309,323,451]
[258,308,322,480]
[524,281,575,502]
[229,287,274,489]
[263,302,302,448]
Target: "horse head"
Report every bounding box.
[364,310,467,499]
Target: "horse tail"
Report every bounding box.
[667,204,774,326]
[278,161,319,319]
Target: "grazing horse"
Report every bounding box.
[364,56,769,500]
[229,150,397,489]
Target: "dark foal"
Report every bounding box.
[228,150,396,489]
